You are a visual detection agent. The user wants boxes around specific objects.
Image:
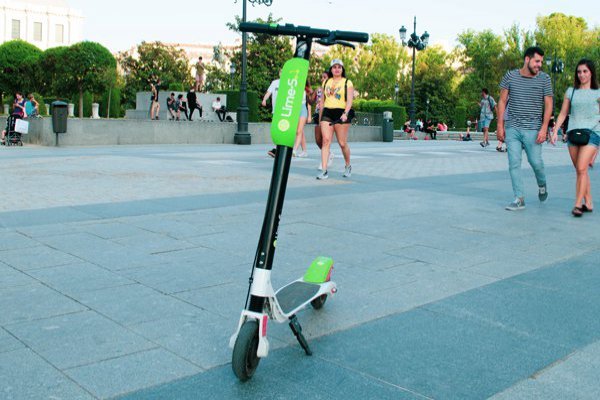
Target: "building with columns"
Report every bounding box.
[0,0,83,50]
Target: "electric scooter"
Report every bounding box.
[229,22,369,382]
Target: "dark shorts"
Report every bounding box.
[321,108,351,123]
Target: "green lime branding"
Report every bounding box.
[271,58,309,148]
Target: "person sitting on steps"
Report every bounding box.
[212,97,227,122]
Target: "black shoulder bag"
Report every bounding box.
[566,89,592,146]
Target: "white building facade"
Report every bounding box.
[0,0,83,50]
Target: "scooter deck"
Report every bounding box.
[276,281,321,315]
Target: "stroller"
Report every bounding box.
[2,115,24,146]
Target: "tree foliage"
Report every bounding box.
[535,13,600,105]
[224,13,293,121]
[56,42,117,117]
[0,40,43,96]
[118,41,192,108]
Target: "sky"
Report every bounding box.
[68,0,599,52]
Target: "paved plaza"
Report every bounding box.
[1,140,599,399]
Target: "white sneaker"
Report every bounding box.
[316,170,328,180]
[343,165,352,178]
[297,151,308,158]
[328,151,334,167]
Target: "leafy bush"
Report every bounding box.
[221,90,259,122]
[354,99,406,129]
[168,82,184,92]
[374,106,406,130]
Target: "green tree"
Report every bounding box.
[118,41,192,109]
[325,34,409,101]
[205,43,232,92]
[38,46,69,98]
[0,40,43,97]
[413,45,459,125]
[455,29,505,117]
[535,13,600,106]
[226,14,293,121]
[58,42,117,117]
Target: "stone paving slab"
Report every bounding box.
[5,310,157,370]
[1,141,598,399]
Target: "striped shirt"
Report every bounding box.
[499,69,553,130]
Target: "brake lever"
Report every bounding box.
[336,40,355,49]
[315,39,355,49]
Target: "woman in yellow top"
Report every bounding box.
[317,59,354,180]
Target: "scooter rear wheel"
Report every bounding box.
[310,294,327,310]
[232,320,260,381]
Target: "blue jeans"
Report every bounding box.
[506,127,546,199]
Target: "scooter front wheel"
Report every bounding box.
[310,294,327,310]
[232,320,260,381]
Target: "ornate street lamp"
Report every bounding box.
[234,0,273,145]
[394,83,399,104]
[399,17,429,129]
[425,98,430,123]
[230,62,236,90]
[545,55,564,115]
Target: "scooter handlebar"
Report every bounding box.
[330,30,369,43]
[239,22,368,43]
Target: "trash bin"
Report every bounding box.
[382,111,393,142]
[51,101,68,134]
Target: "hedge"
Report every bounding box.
[354,99,407,130]
[220,90,259,122]
[168,82,184,92]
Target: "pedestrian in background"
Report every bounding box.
[317,59,354,180]
[478,88,496,148]
[150,79,161,120]
[262,73,280,157]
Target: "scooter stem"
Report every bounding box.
[247,145,293,312]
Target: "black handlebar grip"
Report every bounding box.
[331,30,369,43]
[239,22,276,35]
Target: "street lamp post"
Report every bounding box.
[230,62,236,90]
[234,0,273,145]
[399,17,429,129]
[394,83,399,104]
[545,55,564,115]
[425,98,430,123]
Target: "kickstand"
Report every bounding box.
[289,315,312,356]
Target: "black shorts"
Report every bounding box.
[321,108,354,124]
[321,108,345,123]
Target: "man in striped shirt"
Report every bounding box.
[497,46,553,211]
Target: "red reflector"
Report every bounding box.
[262,315,268,337]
